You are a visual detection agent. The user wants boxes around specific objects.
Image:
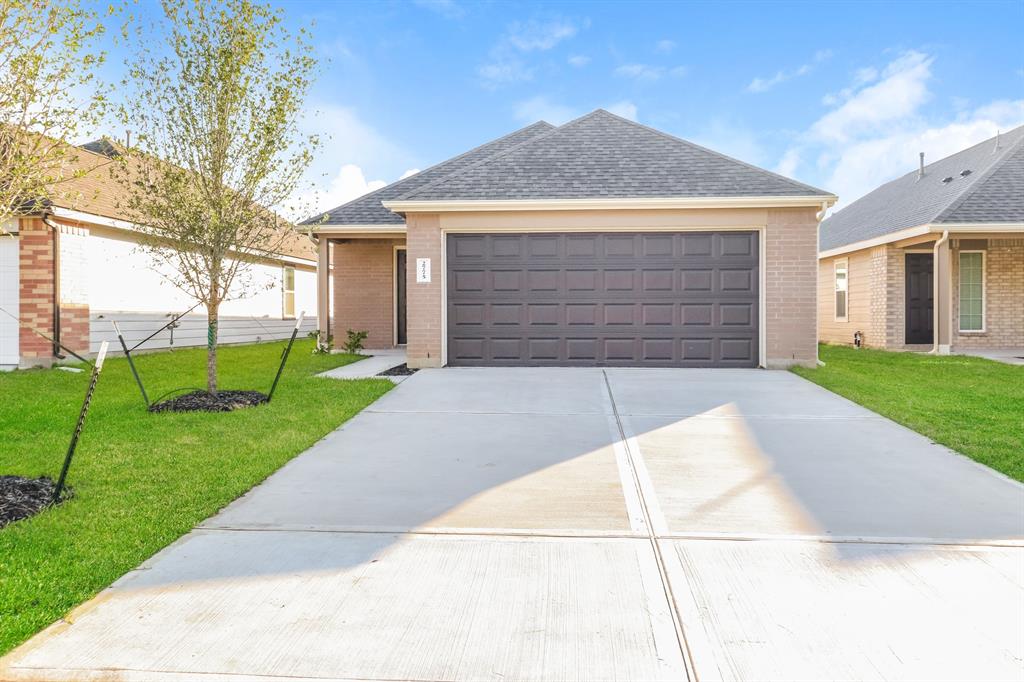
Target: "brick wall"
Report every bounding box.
[765,208,818,368]
[332,238,402,349]
[951,238,1024,349]
[818,248,873,347]
[882,245,905,347]
[405,213,442,368]
[17,217,54,364]
[17,217,91,366]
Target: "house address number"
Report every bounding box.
[416,257,431,283]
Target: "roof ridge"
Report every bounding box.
[592,108,831,197]
[934,126,1024,224]
[300,120,555,224]
[397,108,829,203]
[390,113,605,202]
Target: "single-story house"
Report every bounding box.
[303,109,836,369]
[0,139,319,370]
[818,126,1023,353]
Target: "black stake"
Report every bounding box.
[112,320,149,407]
[52,341,110,505]
[268,311,304,402]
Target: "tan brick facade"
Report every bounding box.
[818,235,1023,351]
[765,208,819,368]
[405,213,442,368]
[391,207,823,369]
[331,238,403,350]
[951,238,1024,349]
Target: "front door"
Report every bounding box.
[396,249,407,345]
[905,253,933,344]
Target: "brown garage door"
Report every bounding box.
[446,231,759,367]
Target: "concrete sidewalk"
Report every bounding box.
[3,368,1022,681]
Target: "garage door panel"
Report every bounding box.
[447,232,758,367]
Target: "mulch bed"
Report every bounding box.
[377,363,418,377]
[1,476,65,528]
[148,390,269,413]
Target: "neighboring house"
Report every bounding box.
[0,139,319,370]
[302,109,835,369]
[818,127,1024,353]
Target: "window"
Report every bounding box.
[282,266,296,318]
[958,252,984,332]
[834,259,848,321]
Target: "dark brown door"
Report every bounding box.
[446,232,759,367]
[396,249,407,345]
[905,253,933,344]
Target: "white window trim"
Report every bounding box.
[834,258,849,322]
[282,265,296,319]
[957,250,986,333]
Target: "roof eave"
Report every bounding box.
[383,195,837,214]
[818,222,1024,259]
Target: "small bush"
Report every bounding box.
[342,329,368,354]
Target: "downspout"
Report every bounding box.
[930,230,949,354]
[815,201,830,367]
[40,211,64,359]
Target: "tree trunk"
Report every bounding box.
[206,303,219,395]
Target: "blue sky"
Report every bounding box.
[106,0,1024,215]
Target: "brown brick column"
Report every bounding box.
[18,217,55,366]
[17,217,91,367]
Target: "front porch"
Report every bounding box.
[315,233,408,353]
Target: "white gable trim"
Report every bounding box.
[384,195,837,214]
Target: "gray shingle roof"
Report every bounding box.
[820,125,1024,251]
[300,121,555,225]
[396,109,830,201]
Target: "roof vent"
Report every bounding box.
[918,152,925,179]
[960,169,972,177]
[941,176,954,184]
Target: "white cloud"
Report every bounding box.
[774,50,1024,209]
[568,54,591,67]
[747,49,832,93]
[810,51,933,143]
[507,19,577,51]
[513,98,639,125]
[293,164,419,220]
[412,0,464,19]
[605,100,638,121]
[479,18,580,88]
[613,63,687,82]
[289,105,419,220]
[692,119,769,167]
[655,39,676,54]
[514,96,579,125]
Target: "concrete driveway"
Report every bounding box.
[4,368,1023,681]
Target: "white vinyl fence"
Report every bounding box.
[90,311,317,355]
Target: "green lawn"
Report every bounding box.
[0,340,391,655]
[793,344,1024,482]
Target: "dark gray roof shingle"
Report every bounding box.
[396,109,830,201]
[300,121,555,225]
[820,125,1024,251]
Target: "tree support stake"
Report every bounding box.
[52,341,109,505]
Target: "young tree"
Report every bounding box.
[114,0,318,393]
[0,0,109,232]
